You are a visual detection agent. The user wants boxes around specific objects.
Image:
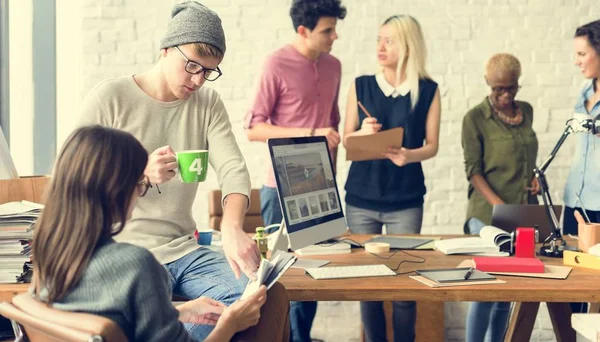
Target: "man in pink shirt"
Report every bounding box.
[244,1,346,341]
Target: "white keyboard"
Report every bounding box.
[304,264,396,280]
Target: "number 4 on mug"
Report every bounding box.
[176,150,208,183]
[189,158,204,175]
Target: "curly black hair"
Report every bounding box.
[289,0,347,31]
[575,19,600,56]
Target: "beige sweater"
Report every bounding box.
[79,76,251,264]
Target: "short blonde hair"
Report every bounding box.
[485,53,521,80]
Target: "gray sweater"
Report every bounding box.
[78,76,251,264]
[47,239,195,341]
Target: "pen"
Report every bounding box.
[464,267,474,280]
[357,101,373,118]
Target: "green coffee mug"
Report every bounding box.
[176,150,209,183]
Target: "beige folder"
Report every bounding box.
[345,127,404,161]
[457,260,572,279]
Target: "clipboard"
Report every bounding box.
[345,127,404,161]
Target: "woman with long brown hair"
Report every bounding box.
[30,125,282,341]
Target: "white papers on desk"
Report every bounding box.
[0,201,40,283]
[0,125,18,180]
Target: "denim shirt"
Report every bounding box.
[564,79,600,210]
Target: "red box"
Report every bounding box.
[473,256,545,273]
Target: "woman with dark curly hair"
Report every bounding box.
[245,1,347,341]
[563,19,600,238]
[563,19,600,315]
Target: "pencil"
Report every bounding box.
[357,101,373,118]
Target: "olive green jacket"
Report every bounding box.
[462,97,539,227]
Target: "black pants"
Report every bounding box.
[563,206,600,235]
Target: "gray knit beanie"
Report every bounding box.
[159,1,226,54]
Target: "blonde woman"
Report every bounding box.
[343,15,441,342]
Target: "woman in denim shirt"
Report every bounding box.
[563,19,600,315]
[564,20,600,236]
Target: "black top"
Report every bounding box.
[345,75,438,212]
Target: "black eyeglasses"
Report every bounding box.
[137,177,161,197]
[491,85,521,95]
[174,46,222,81]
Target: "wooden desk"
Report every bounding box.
[2,235,599,341]
[278,235,600,342]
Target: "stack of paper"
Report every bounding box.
[242,250,296,299]
[0,201,43,283]
[0,126,18,180]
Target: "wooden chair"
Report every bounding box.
[0,176,50,205]
[0,293,127,342]
[208,189,264,234]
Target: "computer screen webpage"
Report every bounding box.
[272,142,342,233]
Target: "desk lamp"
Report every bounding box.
[535,113,600,257]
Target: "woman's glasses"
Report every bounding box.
[137,177,161,197]
[491,85,521,95]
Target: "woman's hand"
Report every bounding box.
[358,117,382,135]
[526,178,541,195]
[177,297,226,325]
[218,286,267,333]
[382,147,414,167]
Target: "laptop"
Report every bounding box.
[491,204,563,242]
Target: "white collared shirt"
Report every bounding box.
[375,72,410,98]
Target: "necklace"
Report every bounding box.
[488,97,523,127]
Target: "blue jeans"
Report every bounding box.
[465,217,511,342]
[346,204,423,342]
[260,186,316,342]
[163,247,247,340]
[466,302,511,342]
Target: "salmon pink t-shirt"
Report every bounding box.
[245,45,341,188]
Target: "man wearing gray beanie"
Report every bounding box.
[77,2,264,340]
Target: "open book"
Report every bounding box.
[434,226,511,255]
[241,250,296,300]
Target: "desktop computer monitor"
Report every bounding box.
[267,136,347,251]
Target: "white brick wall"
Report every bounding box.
[73,0,597,340]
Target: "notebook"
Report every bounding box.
[241,250,296,300]
[345,127,404,161]
[434,226,511,255]
[415,267,496,283]
[410,275,506,288]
